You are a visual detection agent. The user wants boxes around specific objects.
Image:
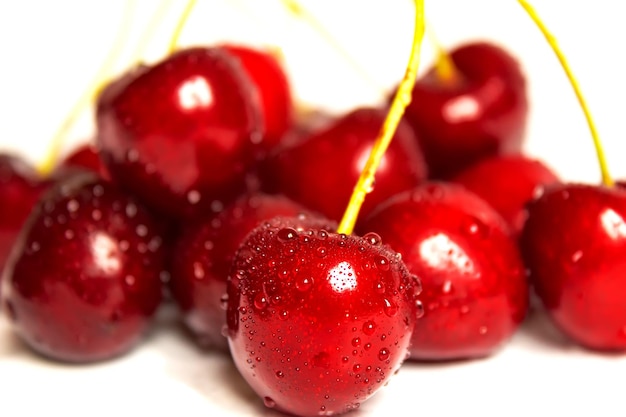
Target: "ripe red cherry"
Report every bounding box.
[521,183,626,351]
[96,47,263,219]
[0,154,50,277]
[260,107,428,222]
[220,44,293,153]
[1,173,165,362]
[451,154,560,237]
[402,42,528,178]
[226,216,421,416]
[169,192,312,350]
[56,143,109,179]
[359,182,528,360]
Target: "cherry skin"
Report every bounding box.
[359,182,528,360]
[451,154,560,237]
[0,154,50,278]
[1,173,166,362]
[169,192,313,351]
[260,107,428,222]
[520,183,626,351]
[56,143,110,179]
[402,42,528,179]
[226,216,421,416]
[96,47,263,219]
[220,44,294,154]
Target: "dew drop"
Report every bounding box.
[317,246,327,258]
[362,320,376,335]
[378,348,390,361]
[374,281,385,294]
[375,255,389,271]
[363,232,382,246]
[318,230,328,240]
[296,276,313,292]
[277,227,298,242]
[254,294,268,310]
[415,300,425,319]
[352,337,361,347]
[441,280,452,294]
[187,190,201,204]
[264,397,276,408]
[383,299,398,317]
[278,309,289,320]
[275,370,285,378]
[353,364,361,372]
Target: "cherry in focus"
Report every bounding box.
[1,173,166,362]
[359,182,529,360]
[169,192,313,350]
[96,47,264,219]
[402,42,528,179]
[226,216,421,416]
[521,183,626,351]
[260,107,428,222]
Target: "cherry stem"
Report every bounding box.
[337,0,425,235]
[426,23,460,86]
[130,0,175,65]
[518,0,613,186]
[168,0,198,53]
[37,0,138,176]
[280,0,387,97]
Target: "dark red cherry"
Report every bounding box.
[260,107,428,222]
[221,44,293,153]
[96,47,263,219]
[451,154,560,237]
[402,42,528,178]
[169,192,312,350]
[226,216,421,416]
[521,183,626,351]
[0,154,50,278]
[1,173,165,362]
[57,143,109,179]
[359,182,528,360]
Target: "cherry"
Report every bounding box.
[220,44,294,153]
[260,107,428,222]
[56,143,109,179]
[1,173,166,362]
[402,41,528,179]
[169,192,313,351]
[451,154,560,237]
[359,182,528,360]
[226,216,421,416]
[96,47,263,219]
[0,154,51,280]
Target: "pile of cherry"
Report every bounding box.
[1,38,625,417]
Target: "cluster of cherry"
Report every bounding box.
[0,3,624,416]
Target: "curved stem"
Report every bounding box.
[168,0,199,53]
[130,0,174,65]
[518,0,613,186]
[38,0,137,176]
[426,23,460,86]
[280,0,387,97]
[337,0,425,235]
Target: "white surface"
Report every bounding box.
[1,1,626,416]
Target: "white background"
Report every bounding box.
[1,1,625,416]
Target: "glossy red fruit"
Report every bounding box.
[260,107,428,222]
[403,42,528,178]
[359,182,528,360]
[0,154,50,276]
[226,216,421,416]
[169,192,312,350]
[521,183,626,351]
[57,143,109,179]
[96,47,263,219]
[1,173,165,362]
[451,155,560,237]
[221,44,293,153]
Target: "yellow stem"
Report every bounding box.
[426,23,460,85]
[37,0,137,176]
[130,0,175,65]
[518,0,612,186]
[168,0,199,53]
[280,0,387,97]
[337,0,425,235]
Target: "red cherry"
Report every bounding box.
[1,173,165,362]
[451,154,560,237]
[402,42,528,178]
[220,44,293,153]
[57,143,110,179]
[96,47,263,219]
[226,216,421,416]
[260,107,428,221]
[0,154,50,277]
[169,192,313,350]
[521,183,626,351]
[359,182,529,360]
